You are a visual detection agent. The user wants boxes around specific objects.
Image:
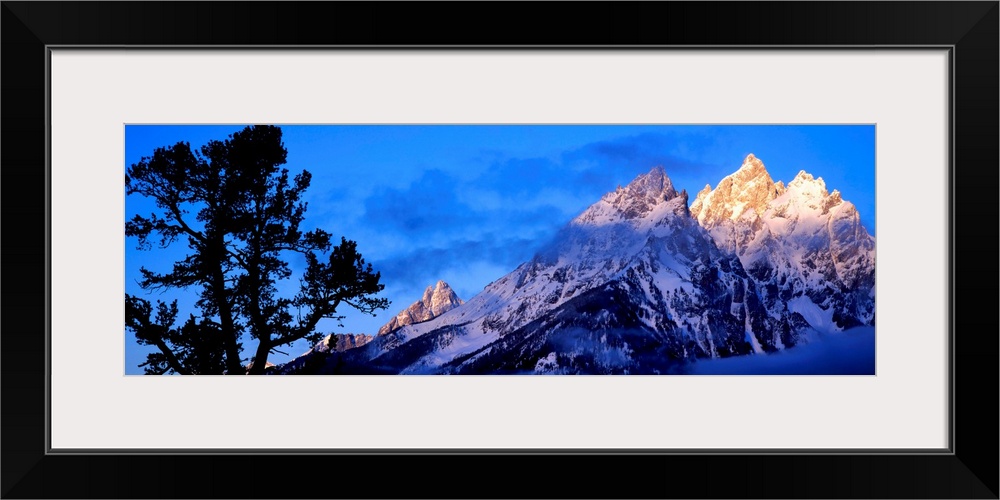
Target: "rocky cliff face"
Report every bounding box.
[690,154,785,232]
[377,281,464,335]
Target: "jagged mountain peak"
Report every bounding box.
[692,159,874,333]
[378,280,464,335]
[690,153,779,226]
[422,280,456,304]
[622,165,676,199]
[736,153,769,178]
[279,152,875,375]
[791,169,817,182]
[786,170,829,198]
[574,166,685,226]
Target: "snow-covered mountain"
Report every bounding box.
[283,155,875,375]
[690,154,875,337]
[377,280,464,335]
[273,282,462,374]
[271,333,374,374]
[310,166,783,374]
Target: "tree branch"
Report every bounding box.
[167,204,207,246]
[271,298,341,347]
[151,339,191,375]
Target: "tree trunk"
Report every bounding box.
[217,276,243,375]
[248,340,270,375]
[209,236,243,375]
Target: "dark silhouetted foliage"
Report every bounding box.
[125,125,389,374]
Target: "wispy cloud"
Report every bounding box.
[363,169,474,236]
[687,327,876,375]
[563,132,722,177]
[357,132,727,294]
[371,233,542,292]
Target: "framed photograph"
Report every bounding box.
[121,123,879,378]
[3,2,996,498]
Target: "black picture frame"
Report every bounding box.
[2,2,996,498]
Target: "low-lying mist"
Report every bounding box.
[685,326,876,375]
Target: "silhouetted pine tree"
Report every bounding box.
[125,125,389,374]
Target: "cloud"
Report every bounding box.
[466,133,723,212]
[362,168,572,245]
[362,169,473,235]
[562,132,721,179]
[356,132,728,298]
[372,234,542,291]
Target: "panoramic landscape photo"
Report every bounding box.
[125,124,875,375]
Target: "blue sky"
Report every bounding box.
[124,124,875,373]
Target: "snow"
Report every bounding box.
[385,166,722,368]
[279,156,874,374]
[788,295,839,333]
[693,156,874,336]
[744,302,764,354]
[422,325,496,367]
[534,352,559,374]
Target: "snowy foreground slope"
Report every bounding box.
[279,155,875,375]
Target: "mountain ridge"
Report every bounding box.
[691,154,875,334]
[277,154,874,375]
[378,280,464,335]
